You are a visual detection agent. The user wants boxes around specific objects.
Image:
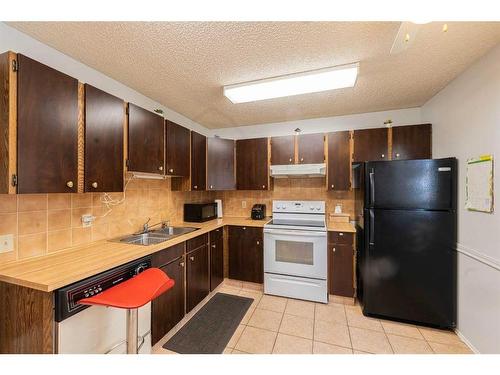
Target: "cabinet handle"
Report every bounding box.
[289,157,292,162]
[193,185,198,189]
[211,244,216,248]
[91,182,98,189]
[169,168,174,173]
[262,185,266,189]
[300,157,304,162]
[210,185,214,189]
[331,184,334,189]
[242,227,246,230]
[190,256,195,261]
[333,247,336,253]
[381,154,385,158]
[179,261,185,267]
[66,181,74,188]
[339,232,344,236]
[395,153,400,158]
[256,240,260,245]
[158,166,163,171]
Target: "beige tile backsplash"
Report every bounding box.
[0,176,353,264]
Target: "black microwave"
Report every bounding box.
[184,202,217,222]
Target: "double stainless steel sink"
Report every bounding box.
[111,226,199,246]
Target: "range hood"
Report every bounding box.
[270,163,326,178]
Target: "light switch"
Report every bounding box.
[241,201,247,208]
[0,234,14,254]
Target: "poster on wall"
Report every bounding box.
[465,155,494,213]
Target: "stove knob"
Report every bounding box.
[98,287,102,292]
[89,291,94,296]
[84,293,89,298]
[134,264,147,275]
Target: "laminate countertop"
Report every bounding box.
[327,221,357,233]
[0,216,271,292]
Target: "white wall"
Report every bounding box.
[422,43,500,354]
[212,107,422,139]
[0,22,209,135]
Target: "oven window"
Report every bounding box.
[275,240,314,265]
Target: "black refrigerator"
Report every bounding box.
[354,158,457,329]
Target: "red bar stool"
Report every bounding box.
[79,267,175,354]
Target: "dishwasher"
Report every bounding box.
[55,257,152,354]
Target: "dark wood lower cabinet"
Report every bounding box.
[228,226,263,283]
[328,232,355,297]
[186,244,210,313]
[151,256,185,345]
[210,228,224,291]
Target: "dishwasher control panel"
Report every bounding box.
[55,257,151,322]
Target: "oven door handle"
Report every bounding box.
[264,228,327,237]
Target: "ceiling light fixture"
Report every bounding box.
[223,63,359,104]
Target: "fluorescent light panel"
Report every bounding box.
[224,63,359,104]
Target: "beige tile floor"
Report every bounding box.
[153,279,472,355]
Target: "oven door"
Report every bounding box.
[264,228,327,279]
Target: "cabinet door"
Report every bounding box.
[328,243,354,297]
[0,52,16,194]
[210,228,224,291]
[207,137,235,190]
[353,128,388,162]
[392,124,432,160]
[236,138,269,190]
[327,131,351,191]
[151,257,185,345]
[17,54,78,193]
[228,226,263,283]
[84,84,124,192]
[271,135,295,165]
[297,133,324,164]
[128,103,164,174]
[165,120,190,177]
[186,244,209,313]
[191,131,206,191]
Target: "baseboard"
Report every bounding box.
[454,328,480,354]
[456,243,500,271]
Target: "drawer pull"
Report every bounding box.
[158,166,163,171]
[339,232,344,236]
[193,185,198,189]
[333,247,336,253]
[179,261,185,267]
[169,168,174,173]
[66,181,74,188]
[190,256,194,261]
[91,182,98,189]
[256,240,260,245]
[289,157,292,162]
[211,244,216,248]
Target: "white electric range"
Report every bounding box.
[263,200,328,303]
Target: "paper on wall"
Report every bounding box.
[465,155,494,213]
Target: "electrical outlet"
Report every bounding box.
[0,234,14,254]
[81,214,96,228]
[241,201,247,208]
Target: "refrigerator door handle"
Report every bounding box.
[369,169,375,205]
[369,209,375,246]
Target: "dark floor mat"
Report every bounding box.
[163,292,253,354]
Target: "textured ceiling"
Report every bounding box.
[8,22,500,129]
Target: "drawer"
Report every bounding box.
[186,233,208,253]
[228,225,262,240]
[152,242,185,267]
[328,231,354,245]
[209,227,223,242]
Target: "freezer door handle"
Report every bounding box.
[369,209,375,246]
[369,169,375,205]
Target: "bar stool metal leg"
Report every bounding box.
[126,308,139,354]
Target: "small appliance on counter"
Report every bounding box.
[251,204,266,220]
[184,202,218,222]
[215,199,223,218]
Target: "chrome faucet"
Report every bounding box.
[140,218,169,234]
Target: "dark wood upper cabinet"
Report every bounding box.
[17,54,78,194]
[207,137,235,191]
[209,228,224,291]
[328,232,354,297]
[271,135,295,165]
[297,133,325,164]
[353,128,388,162]
[165,120,190,177]
[236,138,269,190]
[84,84,124,192]
[127,103,164,174]
[186,243,209,313]
[0,52,16,194]
[327,131,351,191]
[392,124,432,160]
[191,131,206,191]
[228,226,263,283]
